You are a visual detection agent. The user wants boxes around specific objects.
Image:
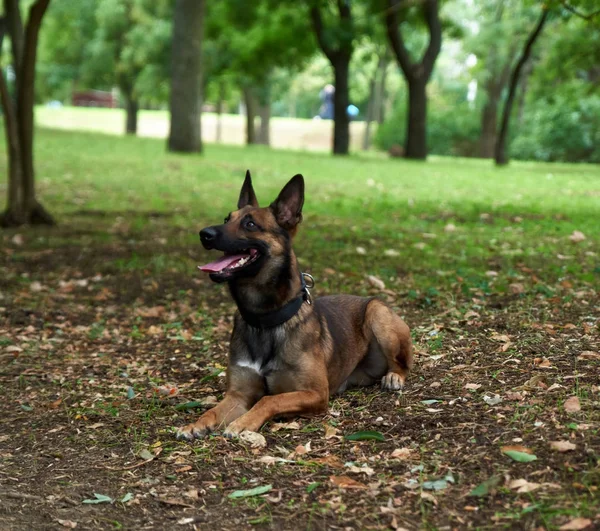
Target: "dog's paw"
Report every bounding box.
[381,371,405,391]
[176,423,210,441]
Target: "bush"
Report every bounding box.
[511,90,600,163]
[375,93,480,157]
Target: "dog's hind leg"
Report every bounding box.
[363,299,413,391]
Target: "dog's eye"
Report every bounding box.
[246,221,256,229]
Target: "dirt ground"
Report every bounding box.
[0,223,598,531]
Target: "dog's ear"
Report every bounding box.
[238,170,259,209]
[270,174,304,231]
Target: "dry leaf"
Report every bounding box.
[550,441,576,452]
[238,431,266,448]
[505,391,524,401]
[311,455,344,469]
[577,351,600,361]
[329,475,367,489]
[346,464,375,476]
[534,357,553,368]
[367,275,385,290]
[57,520,77,529]
[356,246,367,255]
[564,396,581,413]
[509,479,541,493]
[420,492,438,505]
[294,441,311,455]
[559,518,592,530]
[175,465,192,473]
[390,448,414,460]
[270,421,300,432]
[324,425,338,439]
[465,383,482,390]
[509,283,525,294]
[569,231,586,243]
[444,223,456,232]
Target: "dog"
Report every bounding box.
[177,171,413,440]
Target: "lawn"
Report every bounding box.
[0,127,598,530]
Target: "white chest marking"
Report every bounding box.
[236,359,263,374]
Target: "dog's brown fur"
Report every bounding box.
[177,172,413,439]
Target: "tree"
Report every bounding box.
[1,0,54,227]
[494,6,549,165]
[87,0,172,135]
[205,1,315,147]
[309,0,355,155]
[168,0,204,153]
[385,0,442,159]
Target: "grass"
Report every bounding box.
[0,124,598,530]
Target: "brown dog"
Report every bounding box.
[177,172,413,440]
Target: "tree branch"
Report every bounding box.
[560,1,600,21]
[4,0,24,71]
[309,4,337,63]
[495,7,549,165]
[422,0,441,79]
[385,0,415,77]
[336,0,351,21]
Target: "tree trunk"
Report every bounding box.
[495,9,548,166]
[5,0,24,82]
[125,95,138,135]
[332,57,350,155]
[257,102,270,146]
[376,50,390,124]
[0,61,24,227]
[17,0,54,225]
[243,86,256,145]
[386,0,441,160]
[215,80,224,143]
[167,0,204,153]
[479,93,498,158]
[517,60,533,125]
[362,73,377,150]
[405,78,427,159]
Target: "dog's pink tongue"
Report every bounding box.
[199,254,247,273]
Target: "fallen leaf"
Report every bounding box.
[356,246,367,255]
[509,283,525,294]
[345,464,375,476]
[550,441,576,452]
[390,448,414,460]
[228,484,272,499]
[366,275,385,290]
[345,431,385,442]
[310,455,344,469]
[138,449,155,461]
[577,351,600,361]
[329,475,367,489]
[270,421,300,432]
[82,493,113,504]
[505,391,524,401]
[324,425,338,439]
[465,383,482,390]
[420,492,438,505]
[5,345,22,353]
[559,518,592,530]
[384,249,400,257]
[258,456,293,465]
[444,223,456,232]
[501,446,537,463]
[483,394,502,406]
[534,357,553,368]
[57,520,77,529]
[238,431,267,448]
[422,473,455,491]
[569,231,586,243]
[509,478,541,493]
[564,396,581,413]
[468,476,501,497]
[175,465,192,473]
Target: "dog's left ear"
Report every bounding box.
[238,170,259,209]
[271,174,304,231]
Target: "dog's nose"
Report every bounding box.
[200,227,218,249]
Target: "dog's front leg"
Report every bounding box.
[223,390,328,436]
[177,366,265,440]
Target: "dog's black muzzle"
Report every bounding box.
[199,226,221,250]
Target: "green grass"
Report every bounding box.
[1,125,598,296]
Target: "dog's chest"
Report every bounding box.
[233,325,287,376]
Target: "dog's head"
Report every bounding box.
[198,171,304,283]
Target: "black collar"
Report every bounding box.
[238,273,313,329]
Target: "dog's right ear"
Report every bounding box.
[238,170,259,209]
